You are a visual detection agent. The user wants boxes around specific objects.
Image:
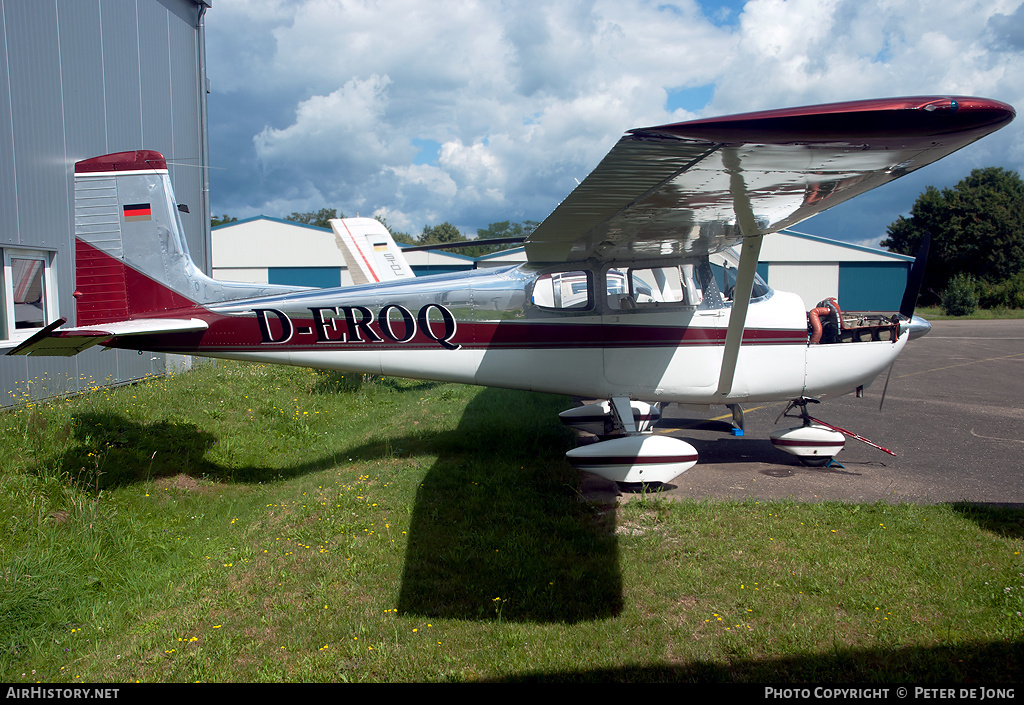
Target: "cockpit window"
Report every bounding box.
[707,248,771,305]
[537,252,770,313]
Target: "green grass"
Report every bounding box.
[1,362,1021,682]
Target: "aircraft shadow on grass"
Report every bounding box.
[40,387,624,624]
[948,502,1024,540]
[48,410,344,487]
[393,387,624,624]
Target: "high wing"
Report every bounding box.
[524,96,1015,264]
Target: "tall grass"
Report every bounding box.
[1,361,1021,682]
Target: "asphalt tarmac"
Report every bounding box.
[589,319,1024,507]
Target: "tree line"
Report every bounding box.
[881,167,1024,314]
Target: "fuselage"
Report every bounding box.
[115,254,908,406]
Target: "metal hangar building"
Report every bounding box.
[0,0,212,408]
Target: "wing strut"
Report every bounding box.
[717,147,763,397]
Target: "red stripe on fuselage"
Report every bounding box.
[112,309,806,354]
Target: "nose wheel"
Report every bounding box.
[770,397,896,466]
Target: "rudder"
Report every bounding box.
[73,150,304,326]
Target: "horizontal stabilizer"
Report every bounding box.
[7,317,209,357]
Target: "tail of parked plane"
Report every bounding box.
[330,217,414,285]
[10,149,303,356]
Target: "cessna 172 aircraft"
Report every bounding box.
[9,96,1016,483]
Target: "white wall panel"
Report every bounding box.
[768,262,840,310]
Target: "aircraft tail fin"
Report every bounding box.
[72,150,303,327]
[8,150,310,357]
[329,217,415,285]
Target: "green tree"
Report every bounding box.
[409,222,467,254]
[467,220,538,257]
[418,222,466,245]
[285,208,344,229]
[940,273,979,316]
[374,214,414,244]
[211,214,237,227]
[476,220,538,241]
[411,220,536,256]
[881,167,1024,304]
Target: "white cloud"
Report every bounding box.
[207,0,1024,239]
[253,74,400,167]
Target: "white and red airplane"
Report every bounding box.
[10,96,1015,483]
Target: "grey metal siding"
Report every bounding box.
[167,9,207,266]
[101,3,144,152]
[0,6,18,245]
[141,0,175,152]
[57,1,110,169]
[0,0,209,407]
[5,1,67,252]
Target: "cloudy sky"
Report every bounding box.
[204,0,1024,248]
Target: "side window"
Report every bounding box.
[2,249,57,342]
[629,267,685,305]
[607,266,689,309]
[532,270,591,310]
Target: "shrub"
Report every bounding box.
[978,271,1024,310]
[941,273,979,316]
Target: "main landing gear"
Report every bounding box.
[559,396,698,484]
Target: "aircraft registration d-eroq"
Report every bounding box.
[11,96,1015,484]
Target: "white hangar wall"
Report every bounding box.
[0,0,212,408]
[754,231,914,311]
[212,217,476,285]
[213,217,356,288]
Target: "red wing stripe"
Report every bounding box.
[771,439,846,447]
[579,454,699,465]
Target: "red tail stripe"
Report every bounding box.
[74,239,197,325]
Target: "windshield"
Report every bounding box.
[708,248,771,304]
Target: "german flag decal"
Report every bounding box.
[123,203,152,222]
